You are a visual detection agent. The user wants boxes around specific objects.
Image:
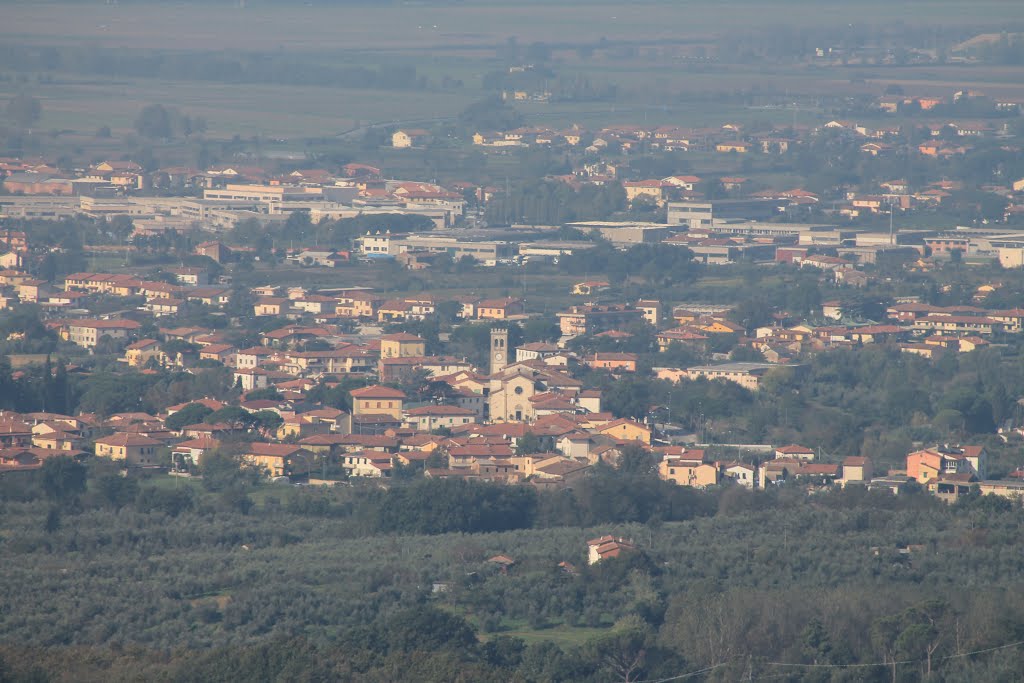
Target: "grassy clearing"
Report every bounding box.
[142,475,204,493]
[494,622,610,647]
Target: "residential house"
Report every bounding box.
[404,405,477,432]
[557,304,644,337]
[516,342,563,363]
[241,443,314,478]
[123,339,164,368]
[636,300,660,326]
[254,297,289,317]
[720,462,757,488]
[380,332,426,359]
[350,385,406,420]
[660,454,718,488]
[94,433,163,466]
[674,362,782,391]
[170,437,220,470]
[585,352,638,373]
[774,444,815,461]
[587,535,637,564]
[925,473,977,503]
[65,319,141,350]
[907,445,986,482]
[194,241,231,263]
[392,129,432,148]
[841,456,873,484]
[476,298,525,320]
[572,281,610,296]
[623,180,667,205]
[595,418,652,445]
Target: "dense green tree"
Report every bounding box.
[165,403,214,431]
[40,456,86,504]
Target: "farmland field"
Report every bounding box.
[3,1,1024,139]
[2,2,1021,53]
[27,77,477,139]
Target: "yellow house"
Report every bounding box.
[242,443,313,478]
[572,281,610,296]
[597,418,652,445]
[124,339,164,368]
[32,430,84,451]
[716,142,750,153]
[636,300,660,326]
[94,433,163,466]
[392,129,431,148]
[622,180,666,204]
[476,298,524,320]
[0,250,23,270]
[275,415,329,441]
[659,458,719,488]
[350,385,406,419]
[336,292,384,319]
[698,320,744,334]
[380,333,426,359]
[254,297,288,316]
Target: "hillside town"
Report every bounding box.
[2,226,1024,503]
[4,80,1024,505]
[10,3,1024,681]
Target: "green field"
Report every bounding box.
[3,2,1020,53]
[27,78,476,140]
[4,1,1024,139]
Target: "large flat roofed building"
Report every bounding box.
[984,235,1024,268]
[667,202,713,230]
[0,196,79,219]
[565,221,670,245]
[704,221,851,245]
[203,183,321,203]
[356,232,516,261]
[858,230,935,247]
[684,242,778,264]
[518,241,597,258]
[668,199,786,229]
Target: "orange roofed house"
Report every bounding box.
[350,385,407,420]
[907,445,986,483]
[587,535,637,564]
[585,352,638,373]
[596,418,652,445]
[380,333,426,358]
[659,452,719,488]
[241,443,314,478]
[94,433,163,466]
[476,298,525,320]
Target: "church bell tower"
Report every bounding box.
[490,327,509,375]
